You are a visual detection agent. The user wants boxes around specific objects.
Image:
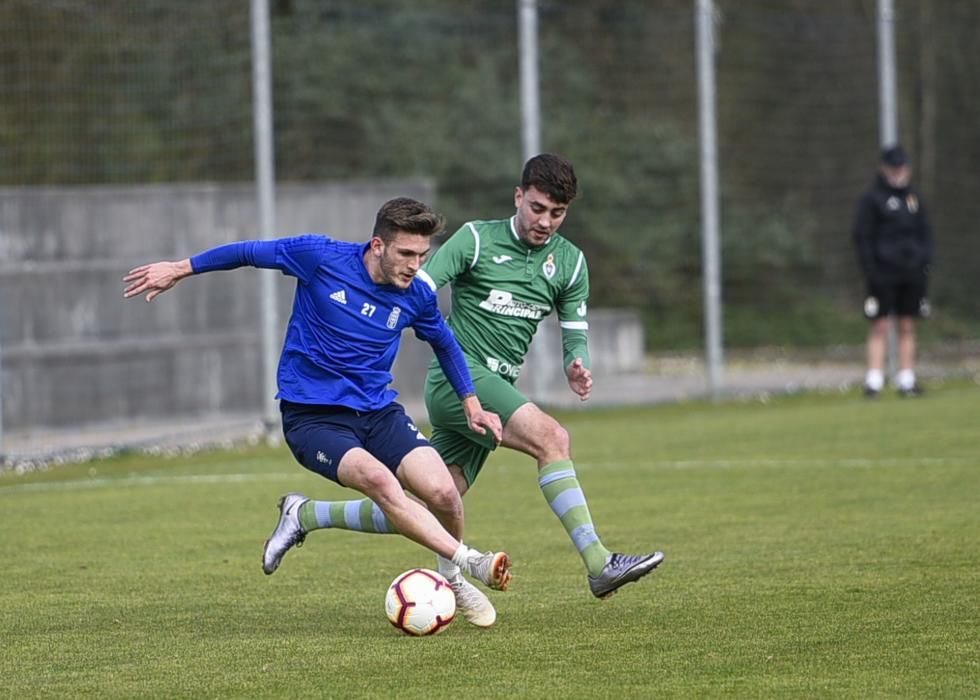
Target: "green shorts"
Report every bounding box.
[424,359,530,487]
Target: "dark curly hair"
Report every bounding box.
[521,153,578,204]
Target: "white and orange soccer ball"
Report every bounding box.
[384,568,456,636]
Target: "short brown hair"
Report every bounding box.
[521,153,578,204]
[372,197,445,243]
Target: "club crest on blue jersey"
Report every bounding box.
[386,306,402,329]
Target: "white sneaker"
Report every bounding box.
[261,492,308,575]
[463,551,511,591]
[450,576,497,627]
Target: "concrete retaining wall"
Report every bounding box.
[0,181,434,433]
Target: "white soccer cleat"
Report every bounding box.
[450,575,497,627]
[261,492,309,575]
[463,551,512,591]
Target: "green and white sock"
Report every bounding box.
[538,460,612,577]
[298,498,397,534]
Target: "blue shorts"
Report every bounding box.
[280,400,432,484]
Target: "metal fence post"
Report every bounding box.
[251,0,280,443]
[877,0,898,147]
[877,0,899,379]
[696,0,724,398]
[518,0,551,402]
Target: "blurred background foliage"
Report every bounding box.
[2,0,977,350]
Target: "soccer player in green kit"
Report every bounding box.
[287,155,664,626]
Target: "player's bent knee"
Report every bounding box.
[543,421,571,455]
[423,482,463,518]
[348,464,400,503]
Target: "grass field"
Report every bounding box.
[2,383,978,698]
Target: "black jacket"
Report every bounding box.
[852,174,933,284]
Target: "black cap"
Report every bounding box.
[881,145,909,166]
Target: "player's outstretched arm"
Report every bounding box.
[566,357,592,402]
[123,259,193,302]
[461,394,502,445]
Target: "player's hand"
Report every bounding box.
[123,260,192,302]
[566,357,592,402]
[467,409,503,445]
[461,395,503,444]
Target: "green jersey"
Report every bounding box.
[420,216,590,383]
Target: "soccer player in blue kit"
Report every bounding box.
[123,197,513,595]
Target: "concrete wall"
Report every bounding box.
[0,181,434,433]
[0,182,644,439]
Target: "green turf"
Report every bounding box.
[2,383,978,698]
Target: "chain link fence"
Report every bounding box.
[2,0,978,453]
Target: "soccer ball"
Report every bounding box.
[384,568,456,636]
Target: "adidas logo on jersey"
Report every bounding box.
[330,289,347,304]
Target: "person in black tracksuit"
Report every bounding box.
[852,145,933,397]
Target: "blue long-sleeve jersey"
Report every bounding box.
[190,235,474,411]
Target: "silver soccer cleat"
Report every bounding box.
[450,575,497,627]
[261,492,309,575]
[588,551,665,599]
[463,551,512,591]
